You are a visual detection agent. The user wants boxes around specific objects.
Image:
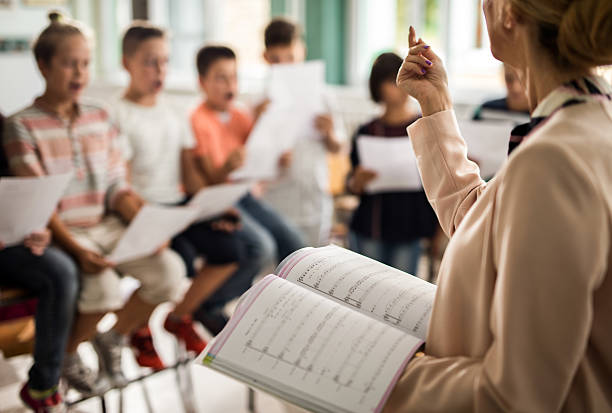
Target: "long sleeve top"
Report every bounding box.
[383,86,612,412]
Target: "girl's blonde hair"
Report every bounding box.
[33,11,87,64]
[509,0,612,70]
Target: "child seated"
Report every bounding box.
[190,45,305,269]
[114,22,248,354]
[1,113,79,413]
[473,63,530,122]
[347,53,438,275]
[3,13,191,394]
[260,18,344,246]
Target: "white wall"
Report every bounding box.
[0,4,72,114]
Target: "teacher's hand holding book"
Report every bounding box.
[397,26,452,117]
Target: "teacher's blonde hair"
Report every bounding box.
[510,0,612,70]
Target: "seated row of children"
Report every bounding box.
[0,13,442,412]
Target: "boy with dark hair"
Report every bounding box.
[260,17,343,246]
[190,44,305,283]
[114,23,252,365]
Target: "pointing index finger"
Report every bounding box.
[409,26,417,48]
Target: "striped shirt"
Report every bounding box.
[2,100,129,228]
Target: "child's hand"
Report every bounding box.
[212,208,242,232]
[253,99,270,121]
[224,148,245,172]
[350,166,378,194]
[397,26,452,117]
[154,240,170,256]
[76,248,114,274]
[278,151,293,170]
[314,114,334,138]
[23,229,51,256]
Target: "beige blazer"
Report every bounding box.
[384,99,612,412]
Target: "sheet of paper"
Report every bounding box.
[0,173,72,246]
[200,275,422,413]
[458,120,515,178]
[107,205,197,264]
[276,245,436,340]
[231,61,327,180]
[231,104,305,180]
[267,60,326,112]
[187,181,252,221]
[357,135,422,193]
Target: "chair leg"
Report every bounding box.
[139,379,156,413]
[174,340,197,413]
[118,388,124,413]
[248,387,256,413]
[99,394,107,413]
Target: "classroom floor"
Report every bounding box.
[0,302,289,413]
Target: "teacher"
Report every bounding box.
[384,0,612,411]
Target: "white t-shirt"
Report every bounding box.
[113,97,195,204]
[261,91,345,241]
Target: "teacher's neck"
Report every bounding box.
[523,44,595,113]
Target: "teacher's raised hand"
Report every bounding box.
[397,26,452,117]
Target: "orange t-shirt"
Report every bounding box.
[190,103,254,168]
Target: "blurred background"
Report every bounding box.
[0,0,503,117]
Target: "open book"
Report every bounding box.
[196,245,436,413]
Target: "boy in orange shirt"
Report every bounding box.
[190,46,305,274]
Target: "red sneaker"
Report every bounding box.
[164,314,208,354]
[19,382,66,413]
[130,326,165,371]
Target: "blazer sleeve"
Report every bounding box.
[407,110,486,237]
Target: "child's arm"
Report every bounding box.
[194,148,244,185]
[181,149,208,195]
[315,114,342,154]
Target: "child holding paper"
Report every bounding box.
[347,53,438,275]
[1,118,79,412]
[190,45,305,269]
[114,23,252,363]
[260,18,343,246]
[3,13,191,393]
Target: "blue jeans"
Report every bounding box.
[198,194,305,312]
[348,232,423,275]
[238,193,306,262]
[0,246,79,391]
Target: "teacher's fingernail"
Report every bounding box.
[424,45,430,49]
[421,68,426,74]
[426,59,432,65]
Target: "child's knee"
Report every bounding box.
[136,250,188,305]
[77,270,123,313]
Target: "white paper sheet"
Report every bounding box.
[231,61,327,180]
[267,60,326,112]
[458,120,515,178]
[187,181,252,221]
[357,135,422,193]
[0,173,72,246]
[107,205,197,264]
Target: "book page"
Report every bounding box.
[276,246,436,340]
[0,174,72,246]
[200,275,422,413]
